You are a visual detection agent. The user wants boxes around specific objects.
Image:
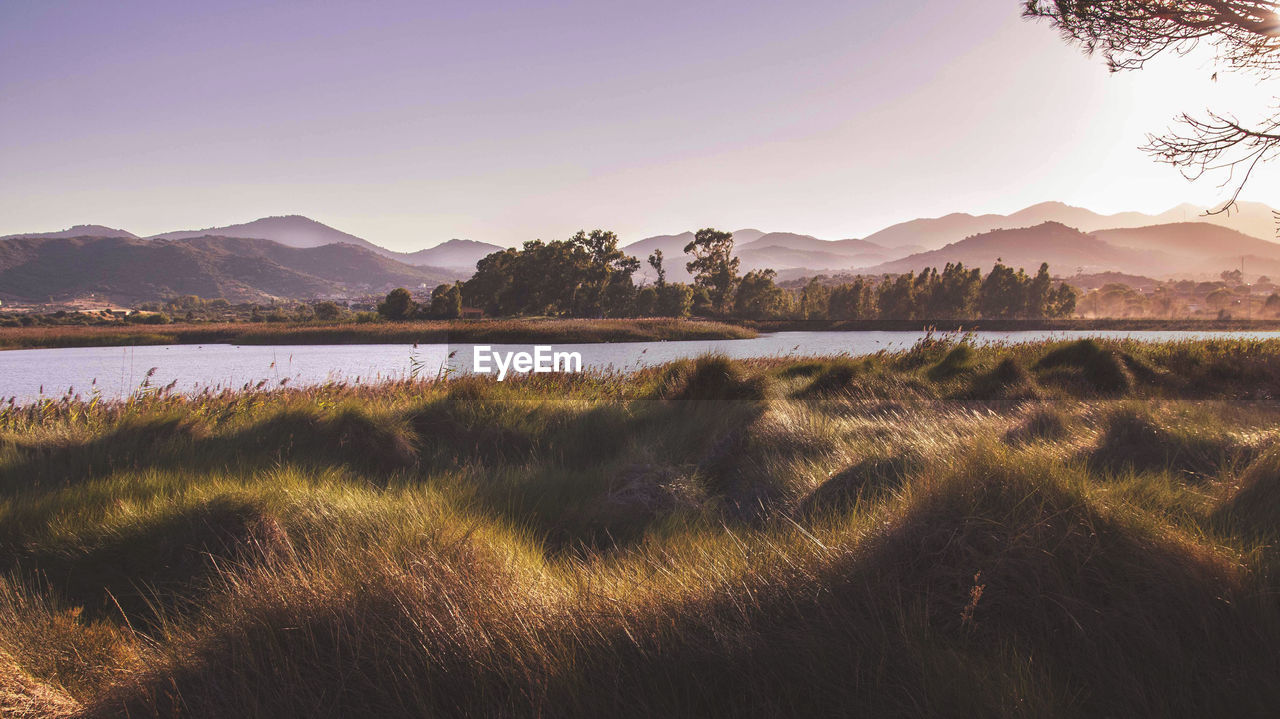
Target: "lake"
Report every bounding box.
[4,329,1280,404]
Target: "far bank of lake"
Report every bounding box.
[5,316,1280,352]
[0,318,755,351]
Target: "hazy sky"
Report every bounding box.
[1,0,1275,250]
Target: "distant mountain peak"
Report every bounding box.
[0,224,138,240]
[433,238,493,247]
[395,237,506,269]
[1018,200,1073,211]
[145,215,390,255]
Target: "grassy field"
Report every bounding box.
[0,317,756,350]
[2,337,1279,717]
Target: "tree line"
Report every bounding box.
[378,228,1078,321]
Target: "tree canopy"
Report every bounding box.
[684,228,741,313]
[381,229,1079,322]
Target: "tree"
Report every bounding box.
[633,286,658,316]
[734,269,791,319]
[601,271,638,318]
[464,248,519,315]
[1025,1,1280,214]
[513,239,587,315]
[1206,286,1236,311]
[464,240,584,316]
[462,231,641,318]
[570,229,638,317]
[429,283,463,319]
[314,301,343,321]
[377,288,417,321]
[648,249,667,288]
[799,277,831,319]
[877,273,918,319]
[828,278,876,319]
[684,228,740,314]
[690,286,714,316]
[1049,283,1078,317]
[656,283,694,318]
[978,262,1028,318]
[928,262,982,318]
[1025,263,1054,318]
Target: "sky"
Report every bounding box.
[1,0,1276,251]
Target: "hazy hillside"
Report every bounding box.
[147,215,393,256]
[1067,271,1162,291]
[394,238,505,269]
[145,215,504,273]
[1086,223,1280,280]
[623,231,696,259]
[1182,201,1276,241]
[180,236,460,288]
[736,232,887,255]
[727,228,766,245]
[862,201,1277,250]
[0,235,458,304]
[1094,223,1280,264]
[737,246,893,274]
[626,229,896,283]
[735,232,904,273]
[0,224,138,240]
[857,222,1152,276]
[621,205,1270,283]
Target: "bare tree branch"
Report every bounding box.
[1024,1,1280,72]
[1142,109,1280,212]
[1026,1,1279,220]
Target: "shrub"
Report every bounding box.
[1215,447,1280,538]
[1086,407,1241,478]
[661,354,772,402]
[799,358,865,396]
[927,344,977,381]
[1004,405,1068,444]
[967,357,1041,400]
[1036,339,1132,395]
[697,406,839,520]
[801,450,920,515]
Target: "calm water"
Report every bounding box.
[4,330,1280,404]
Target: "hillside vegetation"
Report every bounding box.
[0,236,458,305]
[2,338,1280,716]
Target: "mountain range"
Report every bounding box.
[0,236,458,305]
[2,200,1277,304]
[2,216,508,273]
[855,201,1276,250]
[143,216,506,271]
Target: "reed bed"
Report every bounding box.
[0,317,756,351]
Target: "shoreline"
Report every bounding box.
[5,316,1280,351]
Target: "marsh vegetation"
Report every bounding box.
[2,337,1279,717]
[0,317,756,351]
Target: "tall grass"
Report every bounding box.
[2,338,1280,716]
